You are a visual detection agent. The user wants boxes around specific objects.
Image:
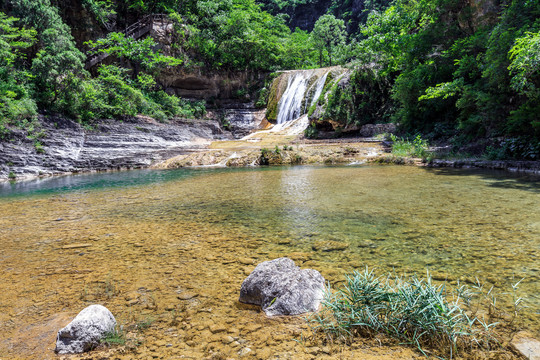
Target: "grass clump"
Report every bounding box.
[100,328,126,346]
[309,268,501,358]
[390,134,430,159]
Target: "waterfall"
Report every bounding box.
[275,69,333,124]
[276,72,310,124]
[308,72,329,109]
[267,67,347,126]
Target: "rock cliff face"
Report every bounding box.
[281,0,333,31]
[0,116,229,181]
[158,68,266,102]
[157,69,268,138]
[258,0,367,32]
[55,0,110,49]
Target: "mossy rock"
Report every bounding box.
[265,72,291,122]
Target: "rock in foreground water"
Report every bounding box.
[55,304,116,354]
[239,257,325,316]
[511,331,540,360]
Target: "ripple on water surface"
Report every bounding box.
[0,165,538,359]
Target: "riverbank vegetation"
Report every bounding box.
[309,268,524,358]
[319,0,540,159]
[0,0,538,158]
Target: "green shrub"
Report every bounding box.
[177,99,206,119]
[304,124,319,139]
[259,148,270,165]
[34,140,45,153]
[56,65,204,123]
[485,137,540,160]
[390,134,430,158]
[0,97,37,125]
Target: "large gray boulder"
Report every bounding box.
[239,257,325,316]
[55,304,116,354]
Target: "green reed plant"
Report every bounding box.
[100,327,126,346]
[308,268,501,358]
[390,134,430,159]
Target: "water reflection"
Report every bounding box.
[278,166,320,239]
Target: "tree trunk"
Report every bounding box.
[328,47,332,67]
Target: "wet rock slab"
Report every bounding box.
[239,257,325,316]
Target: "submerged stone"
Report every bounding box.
[511,331,540,360]
[239,257,325,316]
[55,304,116,354]
[312,240,348,252]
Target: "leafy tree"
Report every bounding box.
[123,0,181,13]
[508,31,540,134]
[509,31,540,98]
[0,12,37,135]
[82,0,116,27]
[173,0,295,70]
[86,32,182,74]
[11,0,86,108]
[329,0,391,31]
[280,28,318,69]
[312,14,346,66]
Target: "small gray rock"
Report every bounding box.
[239,257,325,316]
[55,304,116,354]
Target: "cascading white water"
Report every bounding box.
[276,70,334,124]
[308,72,329,110]
[276,72,310,124]
[306,72,328,112]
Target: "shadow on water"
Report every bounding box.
[423,167,540,193]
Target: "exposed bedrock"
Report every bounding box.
[220,102,267,138]
[0,115,230,181]
[158,69,266,102]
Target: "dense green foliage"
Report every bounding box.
[0,12,37,137]
[0,0,538,155]
[317,0,540,157]
[174,0,295,70]
[390,134,430,158]
[0,0,207,131]
[312,14,346,66]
